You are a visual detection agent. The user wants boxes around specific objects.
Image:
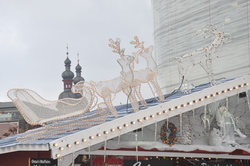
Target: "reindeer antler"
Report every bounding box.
[130,36,146,63]
[108,38,125,57]
[130,36,145,50]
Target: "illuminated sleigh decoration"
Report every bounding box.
[126,36,164,105]
[175,25,232,93]
[8,81,108,128]
[90,38,139,117]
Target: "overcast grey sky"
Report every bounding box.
[0,0,154,105]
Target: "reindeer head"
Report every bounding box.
[196,24,222,39]
[196,25,213,38]
[220,32,232,44]
[117,55,135,76]
[174,56,183,62]
[197,25,232,43]
[208,25,233,45]
[109,38,135,73]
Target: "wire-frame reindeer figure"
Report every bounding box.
[175,24,232,93]
[122,36,165,106]
[90,38,139,117]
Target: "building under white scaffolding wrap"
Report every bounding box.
[152,0,250,94]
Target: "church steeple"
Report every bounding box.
[58,46,76,99]
[73,53,85,85]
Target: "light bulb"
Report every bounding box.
[181,104,186,107]
[205,95,210,99]
[157,112,162,115]
[53,143,59,147]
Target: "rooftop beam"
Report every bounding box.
[50,75,250,159]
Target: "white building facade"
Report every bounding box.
[152,0,250,94]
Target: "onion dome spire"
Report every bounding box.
[62,45,74,80]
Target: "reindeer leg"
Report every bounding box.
[206,58,217,85]
[102,89,118,117]
[135,84,147,108]
[150,79,164,101]
[199,59,212,83]
[122,87,139,112]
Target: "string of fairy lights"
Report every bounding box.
[52,81,250,159]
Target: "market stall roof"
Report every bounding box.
[0,75,250,160]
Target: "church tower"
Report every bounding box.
[58,48,76,99]
[73,54,85,99]
[73,54,85,85]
